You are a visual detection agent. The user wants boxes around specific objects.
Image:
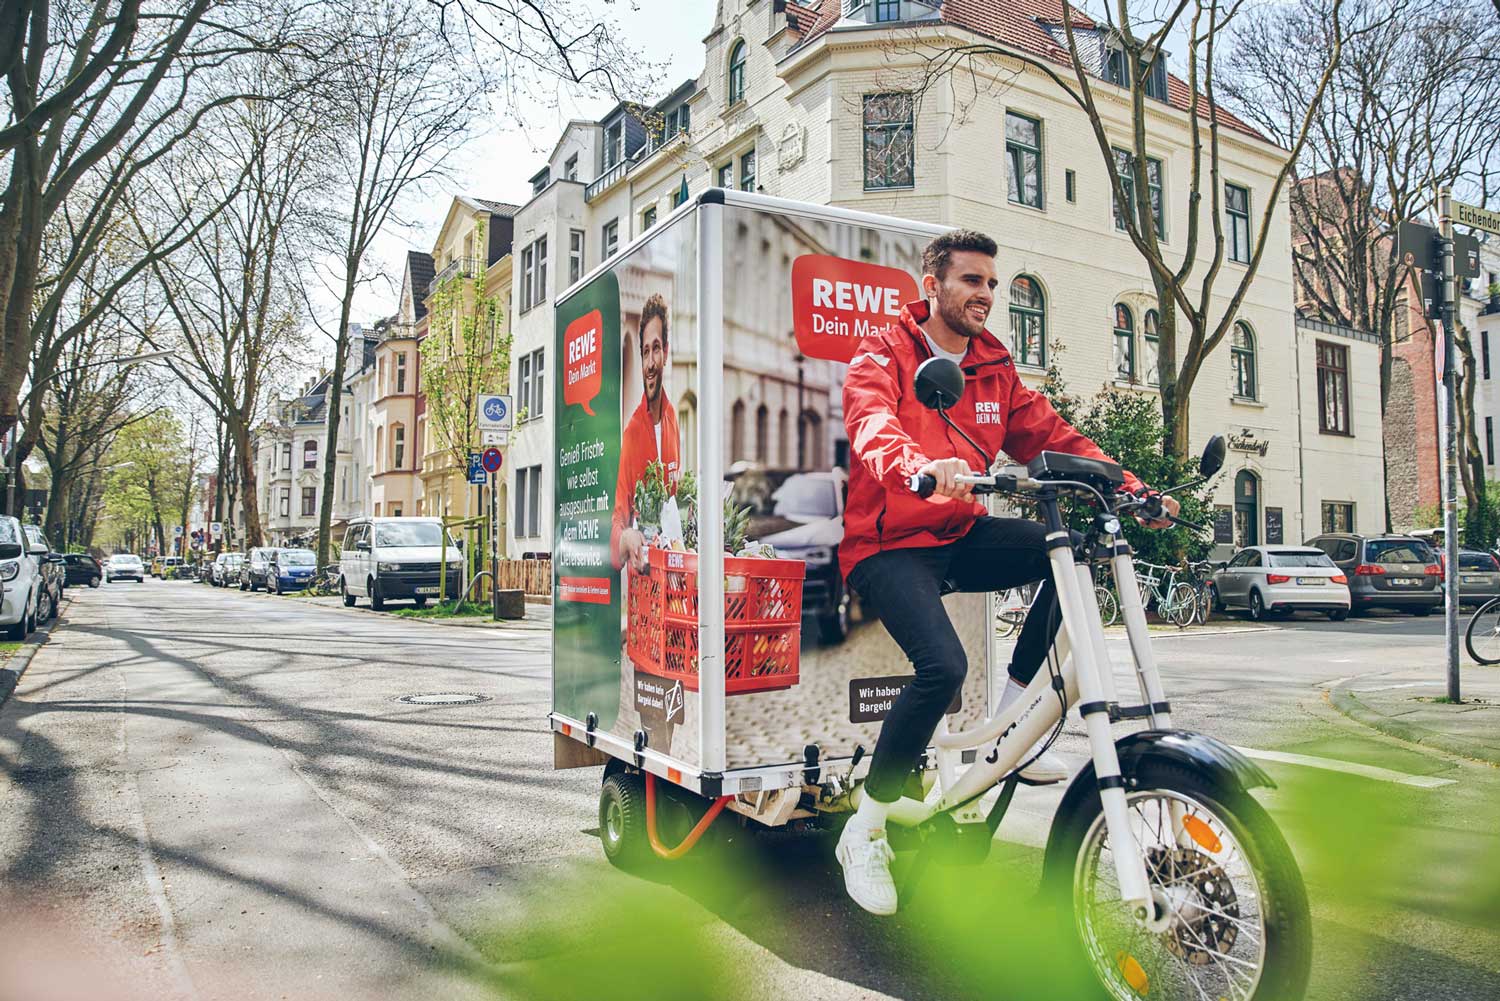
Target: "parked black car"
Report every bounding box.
[61,553,103,587]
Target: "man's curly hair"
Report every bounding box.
[640,293,669,351]
[922,229,998,279]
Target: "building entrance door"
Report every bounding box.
[1234,470,1260,548]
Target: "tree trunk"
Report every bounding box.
[232,419,264,549]
[316,294,353,568]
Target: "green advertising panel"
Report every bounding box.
[553,270,623,728]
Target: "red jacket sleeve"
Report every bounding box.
[843,346,934,493]
[1002,377,1146,494]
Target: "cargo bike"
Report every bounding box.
[548,190,1310,1001]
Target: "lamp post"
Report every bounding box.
[3,349,176,519]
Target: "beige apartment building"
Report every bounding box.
[504,0,1385,554]
[368,252,429,519]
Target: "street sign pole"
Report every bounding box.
[489,469,499,622]
[1439,187,1461,702]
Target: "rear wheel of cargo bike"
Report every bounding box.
[599,772,651,869]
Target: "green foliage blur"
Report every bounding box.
[1413,481,1500,551]
[1037,348,1218,566]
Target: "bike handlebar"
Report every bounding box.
[907,467,1210,533]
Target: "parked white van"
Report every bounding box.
[339,517,464,610]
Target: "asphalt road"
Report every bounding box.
[2,581,1496,1001]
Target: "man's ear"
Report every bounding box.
[921,272,939,299]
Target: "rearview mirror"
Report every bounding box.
[913,357,965,411]
[356,540,370,552]
[1200,434,1227,477]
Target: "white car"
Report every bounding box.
[1,515,42,640]
[1210,546,1351,621]
[106,553,145,583]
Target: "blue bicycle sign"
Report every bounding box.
[477,394,511,430]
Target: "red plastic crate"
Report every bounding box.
[625,547,804,695]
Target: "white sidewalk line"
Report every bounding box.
[1230,745,1457,788]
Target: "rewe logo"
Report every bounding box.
[791,255,919,363]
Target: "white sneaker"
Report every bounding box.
[835,818,899,916]
[1018,746,1071,785]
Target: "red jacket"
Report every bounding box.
[611,393,681,570]
[840,301,1143,579]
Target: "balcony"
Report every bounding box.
[428,256,482,296]
[585,160,629,203]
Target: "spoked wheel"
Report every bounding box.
[1465,597,1500,664]
[1193,585,1212,624]
[1095,585,1120,627]
[997,583,1035,639]
[1166,583,1198,629]
[1054,768,1310,1001]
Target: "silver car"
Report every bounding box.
[1210,546,1351,621]
[1457,549,1500,605]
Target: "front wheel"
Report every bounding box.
[1166,582,1198,628]
[1465,597,1500,663]
[89,575,100,588]
[1248,590,1267,622]
[1052,765,1311,1001]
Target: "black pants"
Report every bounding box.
[847,516,1062,804]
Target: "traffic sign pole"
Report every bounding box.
[490,469,499,622]
[1439,187,1461,703]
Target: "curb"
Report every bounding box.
[0,594,67,710]
[285,593,548,632]
[1329,682,1500,768]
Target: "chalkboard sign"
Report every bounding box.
[1265,507,1284,544]
[1213,505,1234,544]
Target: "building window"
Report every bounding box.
[1113,148,1165,239]
[603,219,619,259]
[1065,169,1076,203]
[1489,417,1495,466]
[875,0,900,21]
[281,443,291,470]
[1316,340,1350,434]
[642,205,657,231]
[727,40,747,104]
[670,181,687,208]
[1144,309,1160,387]
[1008,275,1046,368]
[518,348,545,421]
[1226,183,1252,263]
[531,168,549,195]
[302,440,317,469]
[279,488,290,518]
[1321,501,1354,533]
[515,465,541,538]
[1113,303,1135,382]
[1484,330,1491,380]
[863,93,914,190]
[564,154,578,180]
[395,352,407,393]
[301,487,315,517]
[755,404,769,463]
[1006,111,1043,209]
[519,236,547,312]
[392,425,405,469]
[778,409,790,467]
[1104,46,1127,87]
[604,122,623,169]
[740,148,756,191]
[520,243,534,311]
[730,400,746,461]
[569,229,585,285]
[1231,321,1257,400]
[717,162,732,188]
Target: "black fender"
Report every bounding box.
[1041,730,1274,888]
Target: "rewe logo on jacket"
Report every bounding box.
[791,254,919,363]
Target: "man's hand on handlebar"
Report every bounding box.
[1137,491,1179,530]
[915,457,975,501]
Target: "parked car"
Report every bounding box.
[105,553,145,583]
[1456,549,1500,605]
[22,525,64,623]
[211,552,244,587]
[729,467,854,643]
[1304,532,1444,615]
[1209,546,1350,621]
[0,515,42,640]
[339,518,462,610]
[150,555,184,578]
[62,553,103,587]
[267,548,317,594]
[241,547,277,591]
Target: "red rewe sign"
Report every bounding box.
[563,309,603,415]
[791,255,919,363]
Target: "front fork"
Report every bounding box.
[1039,498,1154,918]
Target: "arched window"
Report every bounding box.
[778,408,790,467]
[1112,304,1135,382]
[302,439,318,469]
[1008,276,1046,368]
[1232,321,1257,400]
[731,400,746,461]
[1144,309,1160,387]
[755,404,769,463]
[799,410,824,469]
[677,391,698,474]
[727,41,747,105]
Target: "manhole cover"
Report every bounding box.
[396,692,491,706]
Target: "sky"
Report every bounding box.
[340,1,717,333]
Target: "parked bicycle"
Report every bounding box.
[1133,560,1200,628]
[1465,596,1500,663]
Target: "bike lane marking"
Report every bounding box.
[1229,745,1457,788]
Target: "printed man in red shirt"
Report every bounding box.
[833,230,1176,915]
[612,293,681,571]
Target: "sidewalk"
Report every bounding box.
[1330,668,1500,766]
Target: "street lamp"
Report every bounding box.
[3,349,177,519]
